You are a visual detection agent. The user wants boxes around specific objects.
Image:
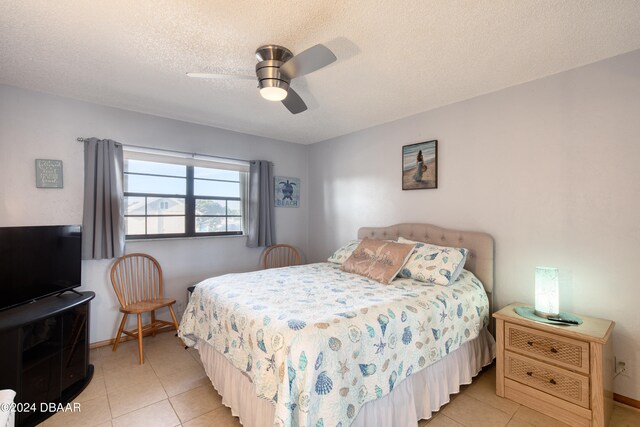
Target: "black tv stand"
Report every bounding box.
[56,288,83,297]
[0,291,95,427]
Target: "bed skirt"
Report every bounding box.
[195,328,496,427]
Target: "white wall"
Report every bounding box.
[0,84,309,344]
[2,49,639,400]
[308,49,640,400]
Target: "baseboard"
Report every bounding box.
[614,393,640,410]
[89,328,176,349]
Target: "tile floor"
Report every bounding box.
[40,332,640,427]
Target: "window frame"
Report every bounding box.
[124,162,244,240]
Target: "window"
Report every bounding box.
[123,150,248,239]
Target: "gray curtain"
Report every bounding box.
[82,138,125,259]
[246,160,275,247]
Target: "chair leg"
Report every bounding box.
[113,313,128,352]
[137,314,144,364]
[151,310,156,337]
[168,305,180,331]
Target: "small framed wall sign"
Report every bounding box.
[402,140,437,190]
[35,159,64,188]
[274,176,300,208]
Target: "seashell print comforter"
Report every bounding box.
[179,262,490,427]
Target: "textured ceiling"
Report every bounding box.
[2,1,640,144]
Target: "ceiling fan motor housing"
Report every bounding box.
[255,45,293,92]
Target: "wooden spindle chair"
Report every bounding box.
[262,244,301,269]
[110,253,179,364]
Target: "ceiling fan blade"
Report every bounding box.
[186,72,254,80]
[279,44,336,79]
[281,88,307,114]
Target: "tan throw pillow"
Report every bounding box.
[342,238,416,284]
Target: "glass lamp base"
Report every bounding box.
[534,309,560,319]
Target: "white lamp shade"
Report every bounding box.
[534,267,559,317]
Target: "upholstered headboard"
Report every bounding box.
[357,223,495,303]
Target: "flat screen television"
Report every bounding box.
[0,225,82,311]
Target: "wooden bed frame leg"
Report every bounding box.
[113,313,127,352]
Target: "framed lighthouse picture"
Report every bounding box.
[274,176,300,208]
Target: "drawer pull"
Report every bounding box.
[526,340,558,354]
[525,371,557,385]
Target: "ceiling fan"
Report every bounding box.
[187,44,337,114]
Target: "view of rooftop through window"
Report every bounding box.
[123,157,246,238]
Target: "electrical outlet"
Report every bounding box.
[614,357,629,378]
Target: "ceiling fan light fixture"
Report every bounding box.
[260,86,288,101]
[187,43,335,114]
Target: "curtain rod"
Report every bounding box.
[76,137,250,164]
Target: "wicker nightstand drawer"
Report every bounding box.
[505,322,589,374]
[505,351,590,409]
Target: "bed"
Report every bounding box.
[179,223,496,427]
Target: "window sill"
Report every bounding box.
[126,234,247,243]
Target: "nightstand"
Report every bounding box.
[493,303,615,427]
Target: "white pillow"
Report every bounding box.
[396,236,468,285]
[327,240,361,264]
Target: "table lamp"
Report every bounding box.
[534,267,560,318]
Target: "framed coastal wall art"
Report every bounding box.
[402,140,437,190]
[274,176,300,207]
